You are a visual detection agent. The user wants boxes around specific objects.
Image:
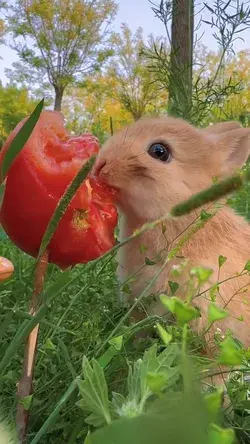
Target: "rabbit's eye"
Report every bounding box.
[148,143,172,162]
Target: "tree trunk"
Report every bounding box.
[168,0,194,121]
[54,86,64,111]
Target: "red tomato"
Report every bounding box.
[0,111,118,267]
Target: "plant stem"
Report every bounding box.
[16,250,49,444]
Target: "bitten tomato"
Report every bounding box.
[0,111,118,267]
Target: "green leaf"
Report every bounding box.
[43,338,56,350]
[218,255,227,268]
[204,390,223,420]
[0,183,5,209]
[145,257,156,266]
[209,284,219,302]
[1,99,44,181]
[19,394,33,411]
[190,266,213,284]
[122,283,132,294]
[111,392,126,416]
[127,360,142,404]
[77,357,111,426]
[160,295,200,326]
[217,337,244,366]
[168,281,179,295]
[208,423,235,444]
[139,244,148,254]
[156,323,172,345]
[97,345,119,369]
[208,303,228,324]
[146,372,168,395]
[244,260,250,271]
[38,155,96,259]
[97,336,123,369]
[84,431,91,444]
[88,390,212,444]
[200,209,212,220]
[108,335,123,351]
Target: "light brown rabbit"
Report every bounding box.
[93,116,250,359]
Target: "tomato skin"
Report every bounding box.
[0,111,118,267]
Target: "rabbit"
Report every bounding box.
[93,116,250,363]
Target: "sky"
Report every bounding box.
[0,0,250,85]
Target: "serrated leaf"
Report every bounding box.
[77,357,111,426]
[127,360,142,404]
[218,255,227,268]
[168,281,179,295]
[145,257,156,266]
[85,412,108,427]
[208,303,228,323]
[19,394,33,411]
[217,337,244,366]
[156,323,172,345]
[157,344,179,369]
[111,392,127,416]
[160,295,200,326]
[1,98,44,181]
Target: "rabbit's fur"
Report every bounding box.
[94,117,250,353]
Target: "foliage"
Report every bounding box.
[109,24,167,120]
[63,78,132,142]
[0,83,37,147]
[143,0,250,124]
[4,0,118,110]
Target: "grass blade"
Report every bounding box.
[29,380,78,444]
[38,155,96,259]
[0,270,71,376]
[1,98,44,181]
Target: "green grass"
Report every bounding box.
[0,233,123,442]
[1,177,250,443]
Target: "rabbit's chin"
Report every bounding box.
[117,195,165,224]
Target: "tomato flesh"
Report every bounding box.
[0,111,118,267]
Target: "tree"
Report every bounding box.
[205,49,250,126]
[109,24,166,121]
[0,83,36,146]
[169,0,194,119]
[0,1,6,44]
[63,76,133,143]
[145,0,250,124]
[5,0,117,111]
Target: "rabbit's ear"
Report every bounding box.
[216,128,250,175]
[203,121,242,135]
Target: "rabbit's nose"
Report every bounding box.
[93,159,106,176]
